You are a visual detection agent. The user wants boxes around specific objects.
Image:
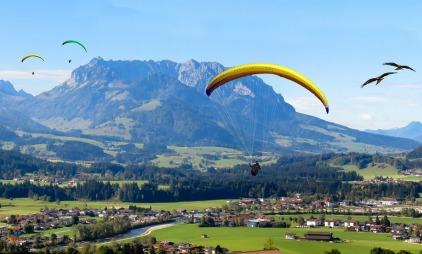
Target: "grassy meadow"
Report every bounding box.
[339,163,422,181]
[0,198,228,217]
[151,223,422,254]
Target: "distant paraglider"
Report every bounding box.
[62,40,87,63]
[21,54,45,75]
[21,54,45,63]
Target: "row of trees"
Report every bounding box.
[75,217,131,242]
[0,175,421,203]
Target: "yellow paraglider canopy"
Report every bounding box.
[206,63,329,113]
[21,54,45,62]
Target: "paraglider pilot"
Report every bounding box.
[249,161,261,176]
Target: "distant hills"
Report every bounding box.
[0,58,419,164]
[0,80,48,133]
[367,122,422,143]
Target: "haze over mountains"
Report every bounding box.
[367,122,422,143]
[0,58,419,163]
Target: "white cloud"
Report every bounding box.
[359,113,373,121]
[351,96,387,103]
[285,96,321,112]
[0,69,71,83]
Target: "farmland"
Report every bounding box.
[151,223,422,254]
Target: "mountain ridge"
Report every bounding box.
[22,58,419,152]
[367,121,422,142]
[0,58,418,162]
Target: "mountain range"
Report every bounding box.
[0,58,419,164]
[367,122,422,143]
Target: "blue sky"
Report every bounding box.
[0,0,421,130]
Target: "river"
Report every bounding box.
[50,222,175,250]
[91,222,175,245]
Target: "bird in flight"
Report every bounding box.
[383,62,416,72]
[361,72,396,87]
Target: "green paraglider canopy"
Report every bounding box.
[62,40,87,52]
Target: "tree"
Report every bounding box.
[157,244,166,254]
[381,215,390,227]
[7,214,17,224]
[50,233,57,246]
[375,216,381,225]
[215,245,224,254]
[297,216,305,226]
[370,248,395,254]
[263,237,275,250]
[319,214,326,224]
[72,215,79,225]
[62,235,70,245]
[23,224,34,234]
[42,247,51,254]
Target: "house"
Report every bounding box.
[405,237,421,244]
[206,246,229,254]
[239,198,256,206]
[344,220,358,228]
[285,233,297,240]
[379,199,399,206]
[306,219,322,227]
[204,247,215,254]
[339,200,352,206]
[370,225,386,233]
[305,232,333,241]
[324,201,336,208]
[324,221,339,228]
[6,236,27,246]
[247,218,271,228]
[305,232,334,241]
[392,232,408,240]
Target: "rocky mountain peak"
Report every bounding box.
[0,80,32,98]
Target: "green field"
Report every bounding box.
[105,180,149,186]
[151,146,246,169]
[151,224,422,254]
[274,214,422,225]
[339,163,422,181]
[341,164,399,179]
[0,198,228,217]
[152,145,279,169]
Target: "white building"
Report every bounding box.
[405,237,421,244]
[344,221,357,228]
[306,220,322,227]
[324,221,338,228]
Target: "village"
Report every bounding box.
[0,206,172,249]
[0,195,420,252]
[189,197,422,245]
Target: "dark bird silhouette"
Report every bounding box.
[383,62,415,72]
[361,72,396,87]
